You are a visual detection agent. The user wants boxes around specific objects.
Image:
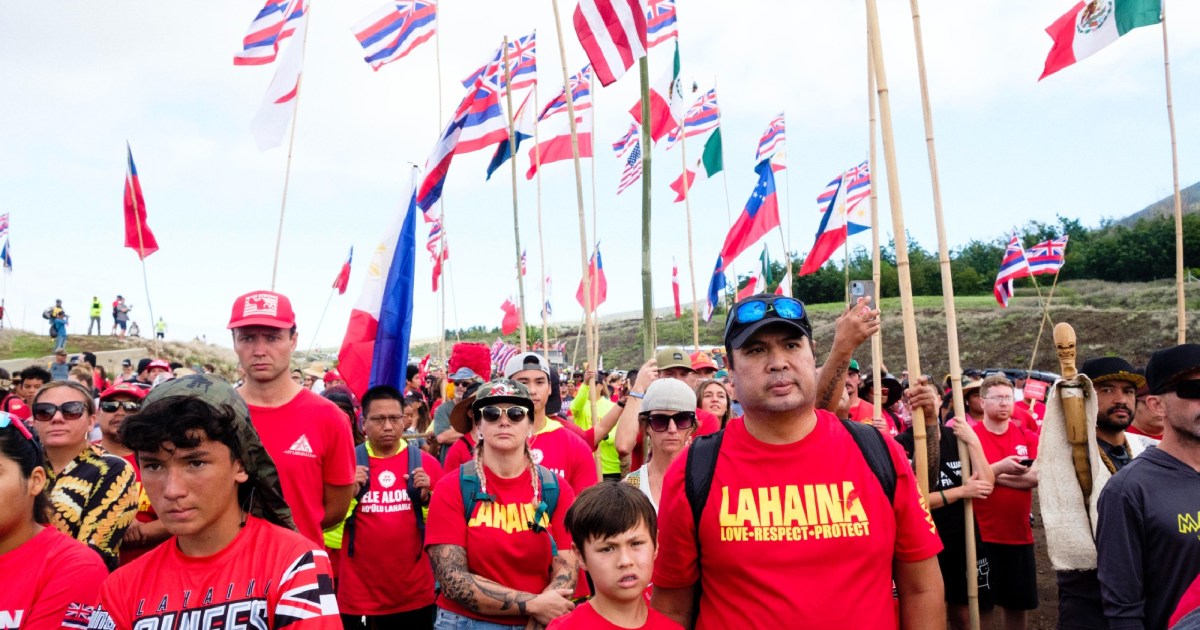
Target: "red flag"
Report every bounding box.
[669,169,695,203]
[672,261,681,318]
[575,245,608,313]
[736,275,759,301]
[573,0,646,87]
[501,298,521,335]
[123,143,159,260]
[332,246,353,295]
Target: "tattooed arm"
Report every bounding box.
[815,298,880,412]
[428,544,576,625]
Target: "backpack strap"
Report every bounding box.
[345,442,372,558]
[840,419,897,505]
[682,429,725,622]
[406,440,426,544]
[459,461,491,528]
[529,465,560,556]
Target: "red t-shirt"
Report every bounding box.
[653,412,942,629]
[1,393,30,422]
[847,399,875,423]
[116,451,161,565]
[92,516,340,629]
[337,444,444,616]
[530,420,599,493]
[248,388,356,546]
[1010,402,1044,436]
[630,408,720,471]
[547,601,682,629]
[442,434,475,474]
[1126,424,1163,440]
[1171,572,1200,627]
[971,419,1039,545]
[0,526,106,630]
[424,465,576,626]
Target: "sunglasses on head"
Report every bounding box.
[733,296,806,326]
[100,401,141,413]
[32,401,87,423]
[0,412,34,441]
[639,411,697,432]
[479,405,529,423]
[1168,379,1200,399]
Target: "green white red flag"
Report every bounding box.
[1040,0,1161,80]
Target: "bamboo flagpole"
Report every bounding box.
[1162,0,1186,343]
[501,39,529,351]
[532,88,551,362]
[549,0,598,424]
[864,0,930,495]
[1028,268,1064,379]
[906,0,978,624]
[433,2,448,383]
[678,130,701,350]
[867,37,884,437]
[713,79,737,291]
[268,6,314,292]
[638,58,657,360]
[781,112,795,283]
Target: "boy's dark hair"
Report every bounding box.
[120,397,251,504]
[21,366,52,384]
[406,364,420,382]
[0,425,50,525]
[565,481,657,558]
[169,362,183,371]
[362,384,404,417]
[82,352,97,368]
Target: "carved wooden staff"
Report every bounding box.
[1054,322,1092,500]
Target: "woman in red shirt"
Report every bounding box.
[425,379,578,629]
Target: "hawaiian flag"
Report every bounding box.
[645,0,678,47]
[123,143,159,260]
[672,260,681,318]
[576,244,608,312]
[0,214,9,238]
[463,32,537,93]
[352,0,437,71]
[417,78,509,214]
[994,234,1032,308]
[665,88,719,149]
[718,161,781,269]
[427,219,448,291]
[528,69,594,180]
[756,113,786,171]
[234,0,305,66]
[1027,235,1069,276]
[613,123,642,195]
[520,250,528,276]
[63,603,94,630]
[333,247,353,295]
[574,0,647,86]
[842,160,871,234]
[539,65,592,121]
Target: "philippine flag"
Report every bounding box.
[337,168,419,397]
[798,172,849,276]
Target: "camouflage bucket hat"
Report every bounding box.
[142,374,296,531]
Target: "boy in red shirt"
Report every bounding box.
[87,374,340,629]
[505,352,598,493]
[549,482,681,630]
[970,374,1040,629]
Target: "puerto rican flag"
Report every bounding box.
[994,234,1032,308]
[417,77,509,214]
[352,0,437,71]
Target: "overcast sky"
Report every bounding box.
[1,1,1196,351]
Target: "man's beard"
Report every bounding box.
[1097,406,1134,432]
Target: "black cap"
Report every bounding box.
[1146,344,1200,395]
[724,294,812,351]
[1080,357,1146,389]
[136,358,152,374]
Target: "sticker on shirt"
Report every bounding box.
[717,482,873,542]
[285,434,316,458]
[468,501,550,534]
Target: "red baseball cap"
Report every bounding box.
[147,359,171,372]
[323,370,343,383]
[228,290,296,329]
[99,382,148,401]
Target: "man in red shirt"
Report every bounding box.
[651,294,944,628]
[505,352,598,493]
[3,366,47,422]
[971,374,1040,629]
[845,359,875,422]
[228,290,356,548]
[89,374,339,629]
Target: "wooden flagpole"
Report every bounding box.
[501,39,529,351]
[781,112,795,285]
[678,131,701,350]
[549,0,598,425]
[434,3,448,382]
[1161,0,1186,343]
[867,38,884,430]
[269,6,313,292]
[532,87,551,362]
[590,81,602,376]
[638,58,657,360]
[865,0,929,495]
[1028,268,1063,378]
[906,0,978,624]
[843,235,851,307]
[306,287,337,358]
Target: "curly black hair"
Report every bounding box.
[0,424,50,525]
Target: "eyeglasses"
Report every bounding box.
[639,411,697,432]
[479,406,529,423]
[984,396,1014,403]
[1169,380,1200,400]
[100,401,141,413]
[733,296,806,325]
[366,415,405,425]
[31,401,88,422]
[0,412,34,441]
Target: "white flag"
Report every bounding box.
[251,15,307,151]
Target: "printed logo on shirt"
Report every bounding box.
[530,448,545,465]
[1179,512,1200,537]
[360,485,412,514]
[468,501,551,534]
[285,434,315,458]
[83,608,115,630]
[717,482,871,543]
[1,610,24,630]
[1015,445,1029,458]
[63,603,94,630]
[378,470,397,489]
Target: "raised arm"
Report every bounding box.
[615,358,657,457]
[815,298,880,412]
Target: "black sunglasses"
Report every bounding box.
[1170,380,1200,400]
[100,401,141,413]
[479,406,529,423]
[32,401,88,422]
[639,411,697,432]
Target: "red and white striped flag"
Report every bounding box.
[572,0,646,87]
[672,260,681,318]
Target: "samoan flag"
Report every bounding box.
[352,0,437,71]
[338,169,419,397]
[645,0,678,47]
[417,78,509,215]
[234,0,305,66]
[463,32,537,92]
[994,234,1032,308]
[703,255,727,322]
[718,161,781,269]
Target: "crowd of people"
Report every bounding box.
[1,288,1198,629]
[40,295,162,348]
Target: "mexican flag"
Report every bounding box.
[669,128,723,202]
[1040,0,1161,80]
[629,41,686,143]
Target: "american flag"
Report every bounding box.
[573,0,646,86]
[613,123,642,195]
[665,88,719,148]
[645,0,678,47]
[234,0,305,66]
[463,32,537,93]
[755,113,786,171]
[539,65,592,121]
[1026,235,1069,276]
[352,0,437,71]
